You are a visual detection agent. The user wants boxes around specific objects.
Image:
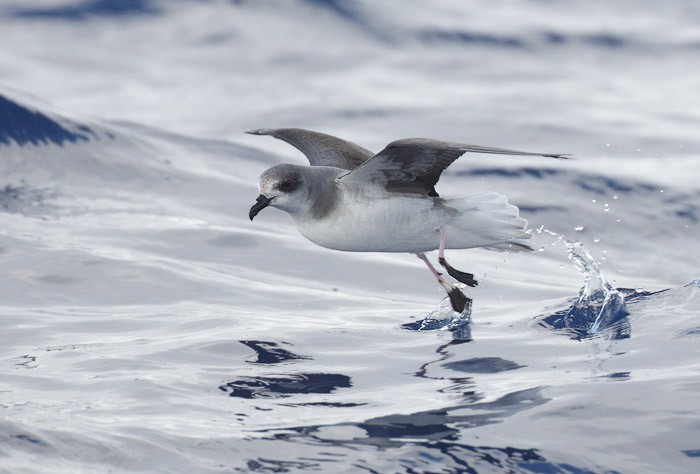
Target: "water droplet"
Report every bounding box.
[575,226,584,231]
[659,189,664,193]
[592,199,597,203]
[593,237,600,243]
[605,143,611,147]
[613,195,618,200]
[538,247,545,252]
[562,243,629,334]
[604,203,610,212]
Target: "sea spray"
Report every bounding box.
[564,241,629,335]
[407,239,629,340]
[404,287,473,341]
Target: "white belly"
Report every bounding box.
[293,194,451,253]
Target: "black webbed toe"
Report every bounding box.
[439,258,478,287]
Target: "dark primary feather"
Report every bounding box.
[339,138,568,195]
[246,128,374,170]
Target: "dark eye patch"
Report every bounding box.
[277,176,300,192]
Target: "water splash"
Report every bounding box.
[403,290,473,341]
[407,240,628,341]
[564,241,629,335]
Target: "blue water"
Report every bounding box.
[1,1,700,473]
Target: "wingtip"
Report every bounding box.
[545,153,573,160]
[245,128,274,136]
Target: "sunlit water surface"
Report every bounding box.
[1,1,700,473]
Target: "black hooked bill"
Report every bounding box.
[249,195,273,220]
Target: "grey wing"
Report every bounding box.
[339,138,568,195]
[246,128,374,170]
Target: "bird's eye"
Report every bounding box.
[280,178,295,190]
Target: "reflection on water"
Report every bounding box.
[239,340,311,364]
[242,388,562,472]
[230,338,564,472]
[220,373,352,399]
[221,341,345,399]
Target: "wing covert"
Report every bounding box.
[339,138,568,195]
[246,128,373,170]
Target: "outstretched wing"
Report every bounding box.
[339,138,568,195]
[246,128,373,170]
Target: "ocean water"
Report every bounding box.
[1,1,699,473]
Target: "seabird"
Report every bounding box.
[248,128,566,312]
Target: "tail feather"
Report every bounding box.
[444,192,533,252]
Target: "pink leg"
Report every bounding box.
[437,227,478,288]
[416,252,469,312]
[439,227,446,261]
[416,252,444,282]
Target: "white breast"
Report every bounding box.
[292,190,450,253]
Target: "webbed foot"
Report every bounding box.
[447,286,472,313]
[439,258,478,287]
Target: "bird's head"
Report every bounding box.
[249,164,310,220]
